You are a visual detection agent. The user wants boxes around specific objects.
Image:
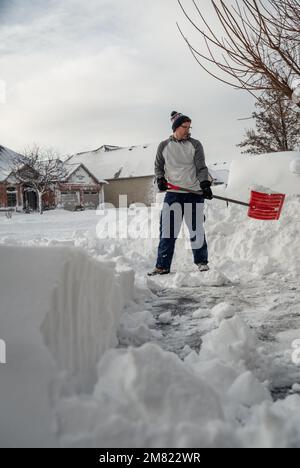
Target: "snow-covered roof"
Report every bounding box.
[0,142,231,185]
[67,142,231,184]
[63,163,82,179]
[62,162,106,184]
[0,146,107,185]
[67,143,158,180]
[0,145,23,182]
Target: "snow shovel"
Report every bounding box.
[166,183,285,221]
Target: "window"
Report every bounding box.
[6,187,17,207]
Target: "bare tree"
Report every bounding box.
[177,0,300,107]
[271,0,300,41]
[10,145,67,214]
[237,88,300,153]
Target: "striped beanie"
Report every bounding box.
[170,111,191,131]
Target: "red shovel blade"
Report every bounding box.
[248,191,285,220]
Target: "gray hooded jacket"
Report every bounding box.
[155,135,209,192]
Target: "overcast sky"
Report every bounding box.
[0,0,255,161]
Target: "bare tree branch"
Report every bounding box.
[177,0,300,107]
[10,145,67,214]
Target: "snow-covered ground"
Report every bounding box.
[1,180,300,447]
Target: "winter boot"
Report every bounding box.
[147,267,170,276]
[196,263,209,272]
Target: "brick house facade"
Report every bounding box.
[56,164,105,210]
[0,182,23,209]
[0,146,104,211]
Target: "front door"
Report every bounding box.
[23,188,38,210]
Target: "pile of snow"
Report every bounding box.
[290,157,300,175]
[118,309,162,347]
[0,245,134,447]
[225,151,300,203]
[202,193,300,279]
[57,343,226,448]
[55,314,300,448]
[210,302,235,324]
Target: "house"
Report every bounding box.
[56,163,106,210]
[0,145,104,211]
[67,143,159,207]
[0,145,60,210]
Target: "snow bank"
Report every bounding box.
[0,245,134,447]
[210,302,235,324]
[55,312,300,448]
[290,157,300,175]
[184,315,300,448]
[225,151,300,202]
[203,194,300,278]
[57,343,233,448]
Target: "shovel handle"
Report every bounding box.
[166,183,249,207]
[212,194,249,207]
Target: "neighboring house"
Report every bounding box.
[0,145,59,210]
[0,145,104,211]
[56,163,106,210]
[67,143,159,207]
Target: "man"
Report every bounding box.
[148,111,213,276]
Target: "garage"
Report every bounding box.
[60,191,80,210]
[83,191,99,209]
[57,163,104,211]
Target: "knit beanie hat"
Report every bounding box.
[170,111,191,131]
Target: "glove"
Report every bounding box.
[157,177,168,192]
[200,180,213,200]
